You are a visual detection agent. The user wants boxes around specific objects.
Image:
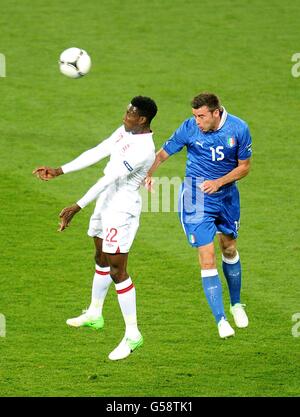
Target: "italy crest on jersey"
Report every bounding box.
[189,233,196,244]
[227,137,235,147]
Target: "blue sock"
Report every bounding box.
[222,252,241,306]
[201,270,225,324]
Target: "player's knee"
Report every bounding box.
[222,245,237,259]
[112,272,128,282]
[110,268,128,283]
[198,243,216,269]
[201,261,216,269]
[199,254,216,269]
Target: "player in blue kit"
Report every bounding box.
[145,92,252,338]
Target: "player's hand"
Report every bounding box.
[144,175,155,192]
[199,179,222,194]
[32,166,63,181]
[58,204,81,232]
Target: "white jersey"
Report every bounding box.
[61,125,155,212]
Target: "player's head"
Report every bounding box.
[191,92,222,132]
[123,96,158,133]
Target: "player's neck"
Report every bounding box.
[132,126,151,135]
[212,113,222,131]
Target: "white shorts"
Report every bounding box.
[87,194,141,254]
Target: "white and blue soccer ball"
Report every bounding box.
[59,47,91,79]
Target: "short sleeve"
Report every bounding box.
[163,119,190,156]
[238,124,252,160]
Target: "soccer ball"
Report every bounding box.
[59,47,91,79]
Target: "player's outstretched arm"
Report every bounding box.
[32,166,63,181]
[144,148,169,191]
[58,204,81,232]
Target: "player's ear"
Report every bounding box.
[139,115,147,125]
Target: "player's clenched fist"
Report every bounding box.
[32,166,63,181]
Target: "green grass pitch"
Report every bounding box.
[0,0,299,397]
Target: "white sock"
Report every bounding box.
[87,265,112,317]
[222,251,240,264]
[115,277,140,340]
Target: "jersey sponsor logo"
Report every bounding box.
[123,160,133,172]
[227,137,235,147]
[196,140,204,148]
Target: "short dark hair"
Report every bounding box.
[191,92,221,112]
[131,96,158,124]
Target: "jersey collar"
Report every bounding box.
[122,125,153,137]
[216,106,228,130]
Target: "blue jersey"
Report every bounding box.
[163,109,252,180]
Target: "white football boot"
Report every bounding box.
[230,303,249,328]
[66,310,104,330]
[108,334,143,361]
[218,317,235,339]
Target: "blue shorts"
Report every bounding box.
[178,181,240,247]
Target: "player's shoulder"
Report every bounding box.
[225,113,251,145]
[181,116,197,130]
[174,116,198,139]
[226,113,249,130]
[139,135,155,155]
[106,125,126,142]
[131,132,155,153]
[126,136,155,167]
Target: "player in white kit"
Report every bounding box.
[33,96,157,360]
